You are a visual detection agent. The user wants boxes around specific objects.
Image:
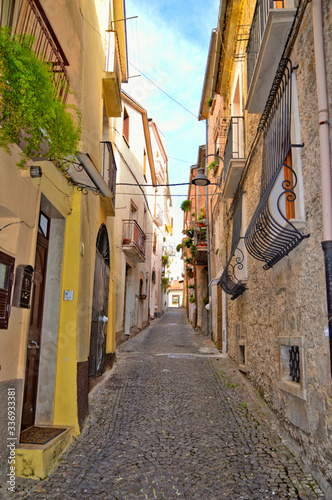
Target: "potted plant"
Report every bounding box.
[140,294,147,300]
[184,237,192,248]
[198,207,206,221]
[123,238,131,245]
[189,295,195,304]
[176,243,183,252]
[190,244,196,257]
[185,228,194,238]
[188,284,195,289]
[180,200,191,212]
[0,28,81,168]
[203,297,209,306]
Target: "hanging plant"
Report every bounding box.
[190,244,196,257]
[189,294,195,304]
[180,200,191,212]
[162,254,169,266]
[0,28,81,168]
[161,277,169,293]
[184,237,192,248]
[176,243,183,252]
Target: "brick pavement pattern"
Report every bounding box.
[3,310,326,499]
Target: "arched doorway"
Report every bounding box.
[88,225,110,379]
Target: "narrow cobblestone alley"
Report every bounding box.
[4,310,326,500]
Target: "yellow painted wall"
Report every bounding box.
[53,190,82,432]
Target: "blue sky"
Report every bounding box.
[124,0,219,203]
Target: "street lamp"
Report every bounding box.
[191,154,223,186]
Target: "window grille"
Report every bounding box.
[289,346,300,383]
[245,59,309,270]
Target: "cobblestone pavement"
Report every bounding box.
[2,310,327,499]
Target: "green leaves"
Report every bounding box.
[0,28,81,168]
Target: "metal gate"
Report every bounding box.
[89,226,110,378]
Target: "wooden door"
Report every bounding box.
[21,224,48,429]
[217,285,223,351]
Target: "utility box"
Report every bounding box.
[12,265,34,309]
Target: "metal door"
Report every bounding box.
[217,285,223,351]
[89,226,110,378]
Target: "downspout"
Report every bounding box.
[312,0,332,376]
[205,120,213,339]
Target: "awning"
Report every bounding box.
[63,153,113,199]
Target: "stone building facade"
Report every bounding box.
[200,0,332,487]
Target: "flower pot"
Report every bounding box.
[123,238,131,245]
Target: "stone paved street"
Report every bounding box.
[3,310,327,499]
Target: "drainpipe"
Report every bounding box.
[312,0,332,376]
[205,120,213,339]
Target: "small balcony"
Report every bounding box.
[246,0,297,113]
[223,117,245,199]
[194,224,208,264]
[122,220,146,262]
[1,0,70,103]
[103,31,122,118]
[153,204,163,227]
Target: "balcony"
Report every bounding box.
[103,31,122,118]
[223,117,245,199]
[153,204,163,227]
[246,0,297,113]
[194,224,208,264]
[122,220,146,262]
[1,0,70,103]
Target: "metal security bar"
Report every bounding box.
[1,0,70,103]
[245,59,309,270]
[223,117,245,183]
[247,0,286,93]
[289,346,300,383]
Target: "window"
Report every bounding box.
[153,230,157,254]
[278,336,306,400]
[123,107,129,144]
[0,252,15,329]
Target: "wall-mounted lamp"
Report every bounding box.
[30,166,42,178]
[191,153,223,186]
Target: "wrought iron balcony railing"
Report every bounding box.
[1,0,69,103]
[244,59,309,270]
[122,220,146,258]
[223,116,245,183]
[194,224,207,246]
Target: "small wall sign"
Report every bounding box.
[64,290,74,301]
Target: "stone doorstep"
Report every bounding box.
[15,426,76,480]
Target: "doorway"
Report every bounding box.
[21,212,49,430]
[88,225,110,379]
